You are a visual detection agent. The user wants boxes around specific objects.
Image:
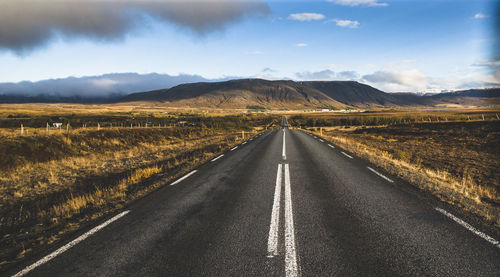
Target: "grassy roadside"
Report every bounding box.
[303,121,499,227]
[0,121,273,269]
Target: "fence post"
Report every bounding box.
[482,114,485,121]
[46,122,49,133]
[97,123,100,131]
[20,124,24,135]
[496,114,499,120]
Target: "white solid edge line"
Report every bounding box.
[13,210,131,277]
[319,139,324,142]
[435,208,500,248]
[282,131,287,160]
[267,164,283,257]
[170,170,197,186]
[367,167,394,183]
[230,146,238,151]
[211,154,224,162]
[284,164,299,277]
[341,151,353,159]
[328,144,335,149]
[242,141,247,145]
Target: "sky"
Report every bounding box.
[0,0,499,93]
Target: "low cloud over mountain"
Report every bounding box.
[0,73,212,98]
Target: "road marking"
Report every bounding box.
[284,164,299,277]
[13,210,130,277]
[211,154,224,162]
[230,146,238,151]
[341,151,353,159]
[367,167,394,183]
[267,164,282,257]
[282,131,287,160]
[328,144,335,149]
[319,139,324,142]
[435,208,500,248]
[170,170,197,186]
[242,141,247,145]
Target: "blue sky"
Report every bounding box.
[0,0,498,92]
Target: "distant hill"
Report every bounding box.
[121,79,500,108]
[1,77,499,108]
[121,79,406,108]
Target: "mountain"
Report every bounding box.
[122,79,500,108]
[121,79,402,109]
[1,77,499,108]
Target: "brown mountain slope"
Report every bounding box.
[120,79,500,109]
[303,81,402,106]
[121,79,395,108]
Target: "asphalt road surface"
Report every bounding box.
[7,122,500,276]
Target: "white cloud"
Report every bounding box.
[362,69,428,91]
[474,13,487,19]
[296,43,308,47]
[296,69,336,80]
[288,13,325,21]
[296,66,500,92]
[262,67,277,73]
[327,0,388,7]
[90,78,118,88]
[295,69,359,81]
[472,59,500,68]
[327,19,360,28]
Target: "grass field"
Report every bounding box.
[1,105,499,268]
[0,107,280,268]
[289,110,500,226]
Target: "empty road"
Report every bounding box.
[8,121,500,276]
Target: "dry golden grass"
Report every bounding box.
[0,132,254,267]
[0,104,281,271]
[0,124,272,270]
[306,121,500,227]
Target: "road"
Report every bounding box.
[8,120,500,276]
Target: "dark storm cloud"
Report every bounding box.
[0,0,270,54]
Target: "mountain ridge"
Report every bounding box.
[1,78,499,108]
[120,79,500,108]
